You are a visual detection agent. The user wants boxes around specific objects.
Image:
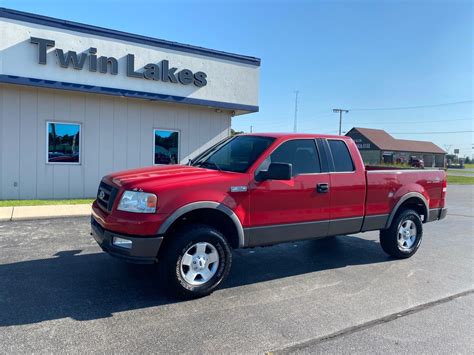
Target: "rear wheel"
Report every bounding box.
[380,209,423,259]
[161,224,232,299]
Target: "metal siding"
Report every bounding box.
[2,87,20,199]
[84,95,101,197]
[187,109,201,161]
[68,94,86,198]
[174,106,190,163]
[198,111,212,156]
[19,89,38,199]
[435,154,445,167]
[126,101,141,170]
[0,85,232,199]
[36,90,55,198]
[98,97,114,180]
[52,92,70,198]
[140,103,154,167]
[112,98,128,171]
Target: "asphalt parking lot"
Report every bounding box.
[0,185,473,353]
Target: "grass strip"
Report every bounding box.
[0,199,94,207]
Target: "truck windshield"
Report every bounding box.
[191,135,275,173]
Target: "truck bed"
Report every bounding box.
[365,166,446,219]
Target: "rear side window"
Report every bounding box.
[257,139,321,176]
[328,140,354,172]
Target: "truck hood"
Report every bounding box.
[107,165,228,189]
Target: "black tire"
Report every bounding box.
[380,209,423,259]
[160,224,232,299]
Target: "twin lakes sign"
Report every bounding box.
[30,37,208,87]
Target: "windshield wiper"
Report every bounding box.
[197,161,222,172]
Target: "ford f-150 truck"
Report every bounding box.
[91,133,447,298]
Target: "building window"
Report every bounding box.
[154,129,179,165]
[47,122,81,164]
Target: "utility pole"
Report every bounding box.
[293,91,299,132]
[333,109,349,135]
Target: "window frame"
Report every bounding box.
[326,139,356,173]
[152,128,181,166]
[254,138,324,178]
[45,121,82,165]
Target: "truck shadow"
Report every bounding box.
[0,235,389,326]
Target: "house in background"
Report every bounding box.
[346,127,446,168]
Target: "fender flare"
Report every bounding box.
[157,201,245,248]
[385,192,429,229]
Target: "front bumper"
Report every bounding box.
[91,216,163,264]
[427,208,448,223]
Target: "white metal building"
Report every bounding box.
[0,8,260,199]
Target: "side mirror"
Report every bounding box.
[265,162,292,180]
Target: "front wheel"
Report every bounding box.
[379,209,423,259]
[161,224,232,299]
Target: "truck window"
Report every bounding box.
[327,140,354,172]
[257,139,321,176]
[191,135,275,173]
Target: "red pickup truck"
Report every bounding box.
[91,133,447,298]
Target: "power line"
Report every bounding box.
[262,114,335,129]
[389,130,473,134]
[257,116,472,129]
[298,114,335,123]
[443,145,453,154]
[351,118,473,125]
[349,100,473,111]
[263,122,292,128]
[243,112,472,132]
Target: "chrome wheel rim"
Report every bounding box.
[180,242,219,286]
[397,220,417,250]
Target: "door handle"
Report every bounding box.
[317,183,329,193]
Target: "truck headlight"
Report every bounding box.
[117,191,157,213]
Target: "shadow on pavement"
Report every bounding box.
[0,235,389,326]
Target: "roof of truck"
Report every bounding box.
[241,133,352,140]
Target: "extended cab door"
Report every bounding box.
[321,138,366,235]
[246,139,331,247]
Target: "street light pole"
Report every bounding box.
[333,109,349,135]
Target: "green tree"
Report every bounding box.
[230,128,244,136]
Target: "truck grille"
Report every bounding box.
[97,181,119,212]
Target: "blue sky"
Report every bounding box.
[3,0,472,157]
[48,122,80,137]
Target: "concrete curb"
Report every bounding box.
[0,207,14,222]
[0,204,91,222]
